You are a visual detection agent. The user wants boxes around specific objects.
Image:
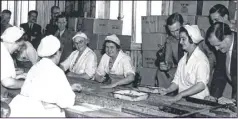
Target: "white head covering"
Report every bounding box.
[37,35,60,57]
[1,26,25,43]
[183,25,204,44]
[105,34,120,46]
[72,32,88,41]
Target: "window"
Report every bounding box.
[121,1,132,36]
[135,1,147,43]
[1,1,36,26]
[95,1,163,43]
[109,1,119,20]
[151,1,162,15]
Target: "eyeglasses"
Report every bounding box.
[74,40,84,45]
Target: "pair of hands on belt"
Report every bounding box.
[204,96,236,105]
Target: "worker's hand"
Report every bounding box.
[218,97,236,105]
[71,83,82,92]
[165,94,182,103]
[100,83,117,89]
[15,68,24,75]
[204,96,217,102]
[158,87,168,95]
[16,73,27,80]
[159,61,171,71]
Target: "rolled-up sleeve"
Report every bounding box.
[122,56,135,77]
[196,62,210,85]
[85,53,97,78]
[60,51,76,71]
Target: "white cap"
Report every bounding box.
[183,25,204,44]
[1,26,25,43]
[105,34,120,46]
[37,35,60,57]
[72,32,88,41]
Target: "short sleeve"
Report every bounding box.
[196,61,210,85]
[122,56,135,77]
[84,52,97,78]
[1,43,16,80]
[60,51,76,71]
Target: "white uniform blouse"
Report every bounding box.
[1,42,16,80]
[60,47,97,78]
[9,58,75,117]
[172,47,210,99]
[96,50,135,78]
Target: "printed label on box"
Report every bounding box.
[142,50,159,68]
[173,1,197,15]
[142,16,168,33]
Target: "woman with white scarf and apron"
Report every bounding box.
[158,25,210,102]
[9,35,76,117]
[95,34,135,88]
[60,32,97,80]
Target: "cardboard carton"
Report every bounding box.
[82,18,122,35]
[173,1,197,15]
[196,16,210,34]
[142,50,159,69]
[182,15,197,25]
[141,16,168,33]
[137,67,158,86]
[142,33,167,50]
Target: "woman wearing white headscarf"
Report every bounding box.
[158,25,210,101]
[1,26,25,98]
[60,32,97,80]
[95,34,135,88]
[9,35,76,117]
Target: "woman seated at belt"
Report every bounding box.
[95,34,135,88]
[158,25,210,101]
[60,32,97,80]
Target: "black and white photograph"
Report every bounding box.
[0,0,237,118]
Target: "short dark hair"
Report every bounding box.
[166,12,184,26]
[101,40,121,54]
[51,6,60,13]
[206,22,232,42]
[56,14,67,21]
[2,9,11,15]
[28,10,38,17]
[179,26,194,44]
[209,4,230,20]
